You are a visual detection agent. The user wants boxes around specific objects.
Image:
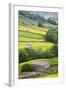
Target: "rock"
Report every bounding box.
[19,61,51,79]
[32,61,50,72]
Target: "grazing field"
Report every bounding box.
[19,25,48,35]
[19,31,44,40]
[19,36,43,41]
[18,41,54,51]
[18,26,54,50]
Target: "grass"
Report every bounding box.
[19,36,44,41]
[19,25,47,35]
[34,73,58,78]
[18,25,54,51]
[18,41,54,51]
[19,31,44,40]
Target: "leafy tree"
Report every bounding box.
[51,44,58,56]
[47,17,58,25]
[45,29,58,44]
[45,29,58,57]
[38,22,43,27]
[19,49,29,63]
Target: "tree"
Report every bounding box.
[45,29,58,44]
[47,17,58,25]
[51,44,58,56]
[38,22,43,27]
[19,49,29,63]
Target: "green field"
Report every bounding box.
[18,11,58,79]
[19,31,44,40]
[19,36,43,41]
[19,41,54,51]
[19,25,48,35]
[18,26,54,50]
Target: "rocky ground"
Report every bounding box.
[19,61,58,79]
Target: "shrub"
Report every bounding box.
[47,17,58,25]
[43,44,58,58]
[19,45,58,63]
[51,44,58,57]
[42,50,55,58]
[19,49,29,63]
[45,29,58,44]
[21,64,33,72]
[38,22,43,27]
[25,48,38,60]
[19,48,38,63]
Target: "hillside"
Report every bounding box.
[18,11,58,43]
[18,11,58,79]
[19,11,58,27]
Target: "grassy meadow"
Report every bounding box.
[18,11,58,79]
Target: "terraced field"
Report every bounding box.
[19,41,54,51]
[18,25,54,50]
[19,31,44,40]
[19,25,48,35]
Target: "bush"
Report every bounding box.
[45,29,58,44]
[25,48,38,60]
[19,48,38,63]
[51,44,58,57]
[43,44,58,58]
[47,17,58,25]
[21,64,33,72]
[19,45,58,63]
[38,22,43,27]
[42,49,55,58]
[19,49,29,63]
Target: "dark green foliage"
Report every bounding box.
[51,44,58,57]
[19,49,38,63]
[47,17,58,25]
[43,44,58,58]
[38,22,43,27]
[43,50,55,58]
[19,45,58,63]
[25,48,38,60]
[45,29,58,44]
[19,49,29,63]
[40,49,55,59]
[44,29,58,58]
[21,64,33,72]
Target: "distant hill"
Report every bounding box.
[19,11,58,27]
